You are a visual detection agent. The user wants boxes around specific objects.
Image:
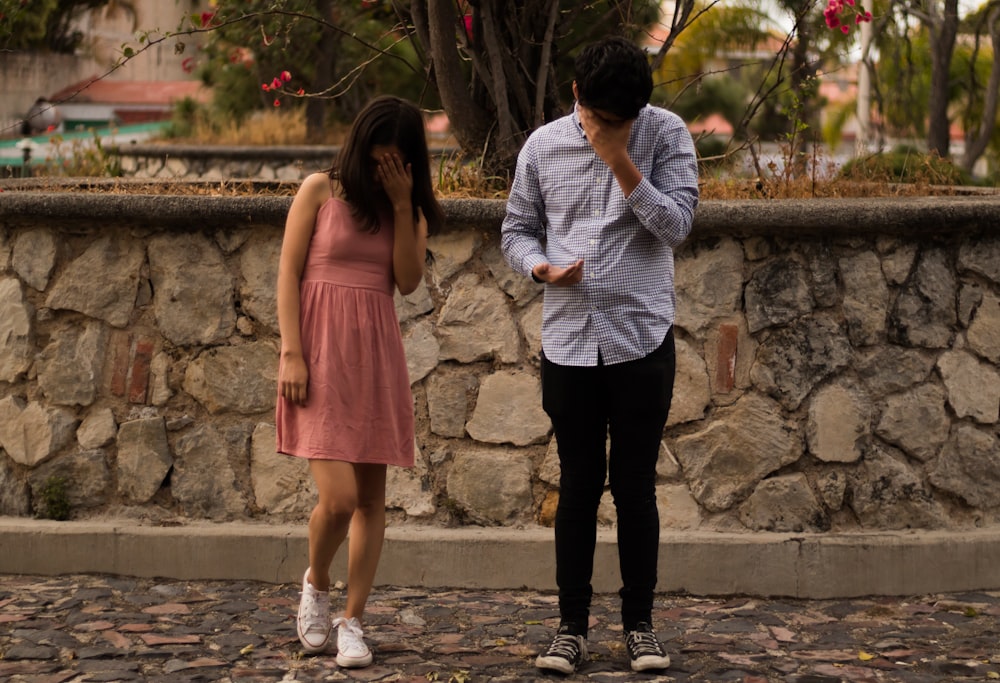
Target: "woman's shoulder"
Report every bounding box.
[293,173,348,220]
[298,172,336,201]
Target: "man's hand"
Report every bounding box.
[578,105,642,196]
[533,259,584,286]
[578,105,633,168]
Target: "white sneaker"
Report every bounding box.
[296,569,331,654]
[332,616,373,668]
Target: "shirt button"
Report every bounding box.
[589,239,596,246]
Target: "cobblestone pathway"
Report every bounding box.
[1,574,999,682]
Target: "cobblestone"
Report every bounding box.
[1,574,999,682]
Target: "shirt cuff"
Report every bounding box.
[626,177,656,219]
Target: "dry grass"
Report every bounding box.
[3,173,986,199]
[163,107,333,146]
[6,115,994,198]
[146,103,996,198]
[699,176,971,200]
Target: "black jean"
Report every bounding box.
[541,328,675,635]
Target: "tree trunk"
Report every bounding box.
[961,3,1000,173]
[406,1,663,176]
[855,0,874,156]
[306,0,337,143]
[926,0,959,158]
[785,0,818,178]
[419,0,493,158]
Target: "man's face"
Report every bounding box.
[573,81,636,130]
[583,106,633,129]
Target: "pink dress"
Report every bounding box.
[276,198,414,467]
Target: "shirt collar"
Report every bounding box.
[572,101,586,137]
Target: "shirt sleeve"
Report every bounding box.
[627,110,700,248]
[501,135,549,277]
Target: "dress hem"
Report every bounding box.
[277,449,414,468]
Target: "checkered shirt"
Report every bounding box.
[501,103,699,366]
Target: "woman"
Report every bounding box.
[275,96,443,666]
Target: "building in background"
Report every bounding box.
[1,0,209,138]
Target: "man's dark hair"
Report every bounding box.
[573,36,653,120]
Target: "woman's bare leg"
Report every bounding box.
[306,460,360,591]
[343,463,387,619]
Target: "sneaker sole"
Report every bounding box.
[297,627,331,655]
[631,654,671,671]
[536,654,578,674]
[336,651,373,668]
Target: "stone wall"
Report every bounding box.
[108,146,462,182]
[1,190,999,535]
[113,145,341,182]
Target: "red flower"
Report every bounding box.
[296,88,305,96]
[280,70,292,82]
[181,57,195,73]
[200,11,215,27]
[271,77,282,89]
[262,83,270,91]
[273,98,281,107]
[824,0,870,35]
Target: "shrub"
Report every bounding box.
[840,146,972,186]
[35,475,71,521]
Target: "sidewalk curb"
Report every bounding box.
[3,518,999,598]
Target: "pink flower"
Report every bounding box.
[280,70,292,82]
[296,88,305,95]
[273,98,281,107]
[200,11,215,27]
[262,83,270,91]
[181,57,195,73]
[824,0,870,35]
[271,77,282,89]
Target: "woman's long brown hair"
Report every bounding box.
[329,96,444,235]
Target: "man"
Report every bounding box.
[500,35,699,675]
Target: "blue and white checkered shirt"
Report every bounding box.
[501,103,699,366]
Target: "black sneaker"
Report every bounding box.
[624,622,670,671]
[536,628,588,674]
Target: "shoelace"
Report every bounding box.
[544,634,581,660]
[334,617,366,652]
[627,630,664,656]
[300,592,328,633]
